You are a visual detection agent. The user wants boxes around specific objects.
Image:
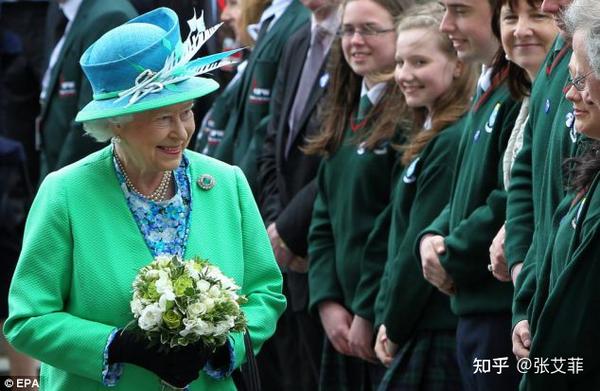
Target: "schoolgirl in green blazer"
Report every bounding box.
[372,4,477,389]
[304,0,414,389]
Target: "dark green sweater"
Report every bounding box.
[417,71,520,316]
[308,122,402,322]
[521,173,600,390]
[508,37,578,325]
[375,117,467,345]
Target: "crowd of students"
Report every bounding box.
[198,0,600,389]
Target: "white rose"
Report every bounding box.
[145,269,160,280]
[187,302,208,318]
[138,303,163,331]
[155,271,173,295]
[155,255,172,267]
[204,298,215,311]
[180,318,199,337]
[208,285,221,298]
[185,264,200,281]
[196,319,214,336]
[130,298,144,317]
[197,280,210,292]
[158,291,176,311]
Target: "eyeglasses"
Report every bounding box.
[569,71,594,92]
[337,25,395,39]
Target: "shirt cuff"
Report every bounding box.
[102,329,124,387]
[204,339,235,380]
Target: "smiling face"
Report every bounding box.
[500,0,558,79]
[113,101,196,174]
[565,30,600,140]
[341,0,397,87]
[439,0,499,65]
[394,28,460,112]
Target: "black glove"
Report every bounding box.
[108,329,213,388]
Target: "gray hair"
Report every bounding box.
[82,114,134,142]
[565,0,600,77]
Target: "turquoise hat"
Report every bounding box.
[75,7,241,122]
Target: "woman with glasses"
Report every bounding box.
[521,0,600,389]
[303,0,413,389]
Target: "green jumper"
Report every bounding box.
[417,70,520,316]
[374,118,468,390]
[521,172,600,390]
[506,36,579,325]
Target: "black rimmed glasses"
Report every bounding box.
[569,71,594,92]
[337,25,395,39]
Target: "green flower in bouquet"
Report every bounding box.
[163,310,183,329]
[173,275,194,297]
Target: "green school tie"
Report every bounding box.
[357,94,373,120]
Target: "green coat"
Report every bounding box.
[521,173,600,390]
[375,117,467,345]
[39,0,137,178]
[507,37,578,325]
[213,0,309,194]
[418,71,520,316]
[308,117,403,322]
[4,147,286,390]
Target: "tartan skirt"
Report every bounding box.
[319,336,387,391]
[377,330,462,391]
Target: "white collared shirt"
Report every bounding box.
[247,0,293,42]
[477,65,493,93]
[361,80,386,106]
[40,0,84,100]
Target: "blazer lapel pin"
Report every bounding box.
[197,174,216,190]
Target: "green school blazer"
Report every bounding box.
[4,146,286,391]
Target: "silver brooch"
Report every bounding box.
[197,174,216,190]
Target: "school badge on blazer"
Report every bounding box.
[484,102,501,133]
[248,79,271,105]
[58,75,77,97]
[319,72,329,88]
[566,111,578,143]
[403,157,420,184]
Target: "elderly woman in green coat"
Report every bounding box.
[3,7,286,391]
[522,1,600,389]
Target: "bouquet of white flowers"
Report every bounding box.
[129,255,247,350]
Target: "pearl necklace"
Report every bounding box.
[114,153,172,202]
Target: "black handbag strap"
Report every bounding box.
[231,328,261,391]
[241,328,261,391]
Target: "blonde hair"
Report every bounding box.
[396,2,477,165]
